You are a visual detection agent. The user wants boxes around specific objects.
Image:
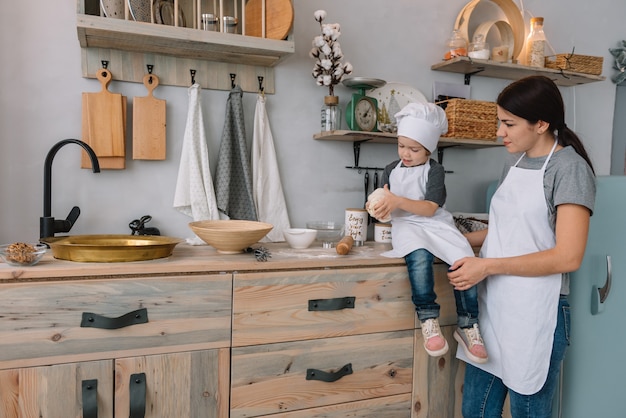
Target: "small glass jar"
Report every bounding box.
[321,95,341,132]
[526,17,547,67]
[202,13,219,31]
[468,34,490,60]
[222,16,238,34]
[445,29,468,60]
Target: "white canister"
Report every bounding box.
[374,223,392,243]
[345,208,368,246]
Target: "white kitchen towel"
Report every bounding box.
[173,83,219,244]
[252,94,290,241]
[214,85,258,221]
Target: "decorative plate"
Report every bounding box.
[99,0,124,18]
[128,0,151,22]
[153,0,186,27]
[368,82,428,132]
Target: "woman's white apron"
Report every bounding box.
[381,160,474,265]
[459,141,561,395]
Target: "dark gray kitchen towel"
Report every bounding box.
[214,85,258,221]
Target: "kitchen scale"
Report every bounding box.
[342,77,386,132]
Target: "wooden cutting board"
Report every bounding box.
[81,68,126,169]
[244,0,294,40]
[133,73,166,160]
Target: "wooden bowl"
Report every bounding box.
[189,220,273,254]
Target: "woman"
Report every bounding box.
[447,75,596,418]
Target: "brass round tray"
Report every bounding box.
[41,234,183,262]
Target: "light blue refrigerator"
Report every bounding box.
[554,175,626,417]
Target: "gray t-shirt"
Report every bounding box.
[382,158,446,206]
[497,145,596,294]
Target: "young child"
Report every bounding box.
[366,102,487,363]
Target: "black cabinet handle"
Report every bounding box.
[80,308,148,329]
[306,363,353,382]
[129,373,146,418]
[81,379,98,418]
[308,297,355,311]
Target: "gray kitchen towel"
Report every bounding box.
[214,85,258,221]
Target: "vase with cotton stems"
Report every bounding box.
[310,9,352,132]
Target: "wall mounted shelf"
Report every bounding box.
[76,2,295,92]
[431,56,606,86]
[314,130,503,166]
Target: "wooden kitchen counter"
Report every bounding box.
[0,242,412,282]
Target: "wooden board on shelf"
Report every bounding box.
[431,56,605,87]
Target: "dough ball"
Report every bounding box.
[367,188,391,223]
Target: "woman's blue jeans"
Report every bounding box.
[404,248,479,327]
[461,296,570,418]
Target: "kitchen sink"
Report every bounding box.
[41,235,182,262]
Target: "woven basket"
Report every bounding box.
[545,54,603,75]
[438,99,497,140]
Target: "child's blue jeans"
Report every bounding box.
[404,248,479,327]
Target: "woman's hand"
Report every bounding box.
[448,257,490,290]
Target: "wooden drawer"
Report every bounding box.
[230,330,414,417]
[0,274,232,368]
[233,264,456,347]
[250,394,413,417]
[232,266,415,346]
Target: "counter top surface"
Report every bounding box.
[0,242,409,282]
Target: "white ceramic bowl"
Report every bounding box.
[189,220,273,254]
[283,228,318,249]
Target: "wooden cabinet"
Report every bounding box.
[0,273,232,418]
[0,244,494,417]
[231,263,465,417]
[0,350,229,418]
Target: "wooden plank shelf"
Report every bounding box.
[431,56,605,87]
[77,14,294,67]
[314,130,503,150]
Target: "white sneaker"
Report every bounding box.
[421,318,449,357]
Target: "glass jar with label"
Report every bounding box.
[526,17,546,67]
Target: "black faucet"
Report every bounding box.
[40,139,101,239]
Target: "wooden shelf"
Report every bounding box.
[431,56,605,87]
[314,130,503,150]
[77,14,294,67]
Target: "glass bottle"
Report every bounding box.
[445,29,468,60]
[321,95,341,132]
[468,34,490,60]
[526,17,546,67]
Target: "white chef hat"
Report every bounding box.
[395,102,448,152]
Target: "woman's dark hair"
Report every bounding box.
[496,75,595,173]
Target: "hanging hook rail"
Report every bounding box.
[258,76,264,92]
[146,64,154,84]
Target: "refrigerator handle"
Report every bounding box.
[591,255,612,315]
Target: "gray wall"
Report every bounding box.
[1,0,623,243]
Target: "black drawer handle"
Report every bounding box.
[308,297,355,311]
[129,372,147,418]
[80,308,149,329]
[306,363,353,382]
[81,379,98,418]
